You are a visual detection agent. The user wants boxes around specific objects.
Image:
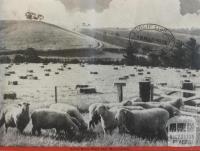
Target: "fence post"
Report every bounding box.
[114,83,126,102]
[55,86,57,103]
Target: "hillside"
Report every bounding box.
[0,20,100,51]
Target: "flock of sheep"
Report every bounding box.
[0,97,184,141]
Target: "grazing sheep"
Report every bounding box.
[50,103,87,131]
[96,105,118,134]
[116,108,169,140]
[0,103,30,133]
[31,109,79,136]
[88,102,144,131]
[168,98,184,109]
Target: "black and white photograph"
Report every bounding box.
[0,0,200,148]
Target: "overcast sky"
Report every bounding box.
[0,0,200,29]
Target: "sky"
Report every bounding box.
[0,0,200,29]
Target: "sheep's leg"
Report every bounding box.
[32,127,36,135]
[37,128,41,136]
[5,125,8,133]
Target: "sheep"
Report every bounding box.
[50,103,87,131]
[116,108,169,140]
[31,109,79,136]
[0,103,30,133]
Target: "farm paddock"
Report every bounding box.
[0,63,200,146]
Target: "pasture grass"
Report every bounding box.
[0,128,167,146]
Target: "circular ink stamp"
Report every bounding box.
[129,23,176,50]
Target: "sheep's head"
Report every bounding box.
[97,105,109,116]
[19,102,30,113]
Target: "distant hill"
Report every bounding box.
[0,20,99,51]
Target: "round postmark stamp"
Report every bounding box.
[129,23,176,50]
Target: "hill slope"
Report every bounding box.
[0,20,99,51]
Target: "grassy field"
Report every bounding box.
[1,63,200,146]
[0,20,99,51]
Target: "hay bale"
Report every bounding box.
[138,72,143,75]
[5,73,11,76]
[119,76,129,80]
[130,74,135,77]
[3,92,17,100]
[158,82,167,86]
[8,71,15,74]
[58,68,64,71]
[13,81,18,85]
[55,72,59,75]
[68,67,72,70]
[182,75,187,78]
[80,88,96,94]
[31,76,38,80]
[8,81,18,85]
[76,85,89,89]
[90,72,98,75]
[45,73,50,76]
[192,74,196,77]
[40,66,44,68]
[147,72,151,74]
[44,69,51,72]
[27,70,34,73]
[114,67,118,70]
[19,76,28,79]
[137,68,144,72]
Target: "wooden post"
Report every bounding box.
[139,81,151,102]
[114,83,126,102]
[150,84,154,102]
[182,80,195,98]
[55,86,57,103]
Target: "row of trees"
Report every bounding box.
[124,38,200,69]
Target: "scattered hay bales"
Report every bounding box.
[80,87,96,94]
[3,92,17,100]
